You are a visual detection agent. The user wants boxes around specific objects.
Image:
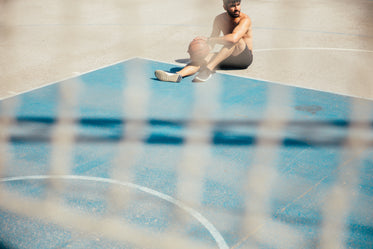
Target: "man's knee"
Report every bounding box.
[232,39,246,56]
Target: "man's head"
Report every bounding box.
[223,0,241,18]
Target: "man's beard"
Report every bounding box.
[228,10,240,18]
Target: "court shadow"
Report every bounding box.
[175,58,190,64]
[217,65,248,71]
[170,67,184,73]
[175,58,248,71]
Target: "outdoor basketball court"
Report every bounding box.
[0,57,372,248]
[0,0,372,248]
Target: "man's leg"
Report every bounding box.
[177,53,216,76]
[193,39,246,82]
[218,46,253,69]
[154,54,214,82]
[207,39,246,70]
[176,64,200,77]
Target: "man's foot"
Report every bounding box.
[155,70,182,83]
[192,67,213,82]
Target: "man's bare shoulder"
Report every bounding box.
[215,12,227,21]
[239,13,251,24]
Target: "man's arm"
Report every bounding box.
[210,16,221,37]
[208,16,251,46]
[207,16,222,49]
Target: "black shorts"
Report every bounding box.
[218,46,253,69]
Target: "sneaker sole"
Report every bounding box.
[155,70,181,83]
[193,73,212,82]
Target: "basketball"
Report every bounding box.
[188,38,210,60]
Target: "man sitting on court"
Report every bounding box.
[155,0,253,83]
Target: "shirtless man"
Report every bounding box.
[155,0,253,83]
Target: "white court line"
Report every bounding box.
[253,47,373,53]
[0,174,229,249]
[0,57,137,101]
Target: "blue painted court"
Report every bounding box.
[0,58,372,249]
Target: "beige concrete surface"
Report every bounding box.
[0,0,372,100]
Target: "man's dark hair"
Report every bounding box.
[223,0,241,6]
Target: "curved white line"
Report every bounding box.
[253,47,373,53]
[0,175,229,249]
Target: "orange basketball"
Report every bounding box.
[188,38,210,60]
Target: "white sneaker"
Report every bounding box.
[192,67,213,82]
[155,70,182,83]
